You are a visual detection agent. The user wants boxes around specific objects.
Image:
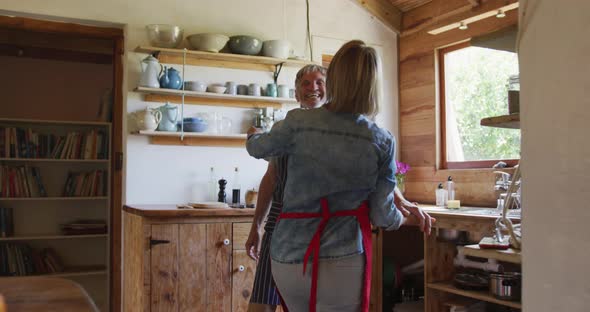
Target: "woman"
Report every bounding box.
[246,40,428,312]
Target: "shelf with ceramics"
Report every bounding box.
[134,86,297,109]
[135,46,317,72]
[135,130,247,148]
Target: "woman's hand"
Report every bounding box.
[398,200,435,235]
[247,126,263,137]
[245,226,263,261]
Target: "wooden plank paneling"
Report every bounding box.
[150,224,179,312]
[232,222,252,251]
[399,0,518,207]
[179,224,207,311]
[207,223,232,312]
[389,0,433,12]
[355,0,403,33]
[123,213,145,312]
[231,250,256,312]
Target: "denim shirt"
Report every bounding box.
[246,107,403,263]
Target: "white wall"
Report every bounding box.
[519,0,590,310]
[0,0,399,204]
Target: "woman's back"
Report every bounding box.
[246,107,403,263]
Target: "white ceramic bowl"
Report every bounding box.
[187,33,229,53]
[207,84,227,94]
[184,81,207,92]
[262,39,291,59]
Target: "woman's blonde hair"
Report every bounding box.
[325,40,380,117]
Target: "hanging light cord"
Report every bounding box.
[306,0,313,60]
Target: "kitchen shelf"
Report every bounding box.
[427,282,521,309]
[135,46,317,72]
[135,86,297,109]
[0,158,109,163]
[480,113,520,129]
[0,196,108,201]
[0,234,108,241]
[461,244,521,264]
[136,130,246,147]
[0,118,111,127]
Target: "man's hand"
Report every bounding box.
[247,126,263,136]
[245,226,263,261]
[398,199,435,235]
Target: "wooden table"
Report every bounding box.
[0,277,98,312]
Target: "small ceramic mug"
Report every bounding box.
[266,83,277,97]
[278,84,290,98]
[225,81,237,95]
[248,83,261,96]
[237,84,249,95]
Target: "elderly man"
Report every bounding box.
[245,64,432,312]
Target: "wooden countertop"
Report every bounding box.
[123,204,256,217]
[421,204,521,221]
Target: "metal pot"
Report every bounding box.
[489,272,521,301]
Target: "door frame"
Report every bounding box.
[0,14,125,312]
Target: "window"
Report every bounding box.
[439,42,520,169]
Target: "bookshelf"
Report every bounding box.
[0,118,110,310]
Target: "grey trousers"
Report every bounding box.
[271,254,365,312]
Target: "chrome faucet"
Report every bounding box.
[494,171,521,209]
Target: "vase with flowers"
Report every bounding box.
[395,160,410,194]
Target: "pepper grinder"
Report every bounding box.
[218,177,227,203]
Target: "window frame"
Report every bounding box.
[438,41,519,170]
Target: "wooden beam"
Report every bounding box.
[0,43,113,64]
[0,15,123,39]
[467,0,481,7]
[354,0,403,33]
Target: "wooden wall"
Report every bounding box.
[399,0,518,206]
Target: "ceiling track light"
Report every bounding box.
[496,9,506,18]
[458,22,468,30]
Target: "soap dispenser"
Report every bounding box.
[436,183,447,206]
[447,176,455,201]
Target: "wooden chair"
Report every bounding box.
[0,277,98,312]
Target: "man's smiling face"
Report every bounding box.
[296,71,326,109]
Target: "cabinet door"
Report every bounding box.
[231,250,257,312]
[179,224,207,311]
[207,223,232,312]
[150,224,179,312]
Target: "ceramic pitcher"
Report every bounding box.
[139,55,162,88]
[136,108,162,131]
[156,102,178,131]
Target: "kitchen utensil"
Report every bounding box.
[178,117,208,132]
[156,102,178,132]
[188,201,230,209]
[248,83,261,96]
[278,84,290,98]
[228,35,263,55]
[265,83,277,97]
[454,272,489,291]
[146,24,184,48]
[237,84,248,95]
[262,39,291,59]
[245,189,258,207]
[138,55,162,88]
[136,108,162,131]
[159,66,183,89]
[187,33,229,53]
[184,81,207,92]
[225,81,237,95]
[489,272,521,301]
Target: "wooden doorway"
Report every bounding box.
[0,15,124,312]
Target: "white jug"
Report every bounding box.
[136,108,162,131]
[139,55,162,88]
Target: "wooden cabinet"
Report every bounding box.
[123,206,257,312]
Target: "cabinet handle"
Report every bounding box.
[238,265,245,272]
[150,238,170,247]
[223,239,230,246]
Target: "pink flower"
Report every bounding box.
[395,160,410,175]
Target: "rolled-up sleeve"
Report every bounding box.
[368,136,403,230]
[246,112,295,159]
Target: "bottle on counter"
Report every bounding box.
[208,167,217,201]
[232,167,241,205]
[447,176,455,201]
[436,183,447,206]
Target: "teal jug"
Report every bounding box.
[156,102,178,131]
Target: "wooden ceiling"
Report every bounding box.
[354,0,483,34]
[388,0,433,12]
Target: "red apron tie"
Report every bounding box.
[276,198,373,312]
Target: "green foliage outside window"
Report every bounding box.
[445,47,520,161]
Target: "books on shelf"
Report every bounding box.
[0,243,64,276]
[0,165,47,198]
[63,170,107,197]
[0,127,108,160]
[61,220,107,235]
[0,207,14,237]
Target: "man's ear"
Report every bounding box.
[295,92,300,102]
